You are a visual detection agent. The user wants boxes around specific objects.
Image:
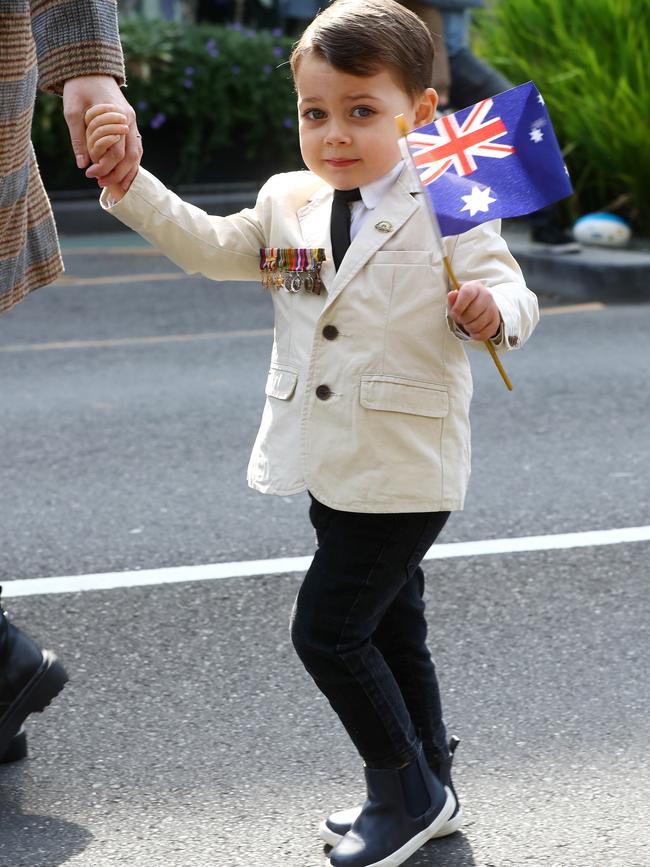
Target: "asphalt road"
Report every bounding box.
[0,235,649,867]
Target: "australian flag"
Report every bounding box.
[405,81,573,237]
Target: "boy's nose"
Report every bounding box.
[325,123,352,145]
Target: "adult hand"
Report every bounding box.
[447,281,502,341]
[63,75,142,191]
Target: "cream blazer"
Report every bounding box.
[101,165,538,513]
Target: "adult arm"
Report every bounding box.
[30,0,141,189]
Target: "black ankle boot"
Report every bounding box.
[320,736,462,848]
[0,726,28,764]
[0,589,68,757]
[328,745,454,867]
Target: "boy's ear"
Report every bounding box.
[414,88,438,127]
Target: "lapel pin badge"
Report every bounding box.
[375,220,394,233]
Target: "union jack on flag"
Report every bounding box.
[405,81,573,237]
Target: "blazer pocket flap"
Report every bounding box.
[360,376,449,418]
[265,366,298,400]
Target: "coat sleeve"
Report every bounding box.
[100,168,267,283]
[31,0,125,95]
[446,219,539,352]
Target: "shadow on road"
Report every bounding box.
[0,766,92,867]
[409,831,479,865]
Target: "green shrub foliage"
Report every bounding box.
[475,0,650,233]
[34,6,650,234]
[34,20,300,191]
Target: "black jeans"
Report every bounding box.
[290,496,451,769]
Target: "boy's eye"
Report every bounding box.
[351,106,375,118]
[303,108,327,120]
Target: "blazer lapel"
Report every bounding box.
[296,165,422,305]
[324,166,421,308]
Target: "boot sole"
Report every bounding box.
[0,727,28,764]
[328,788,456,867]
[0,651,68,756]
[320,803,463,847]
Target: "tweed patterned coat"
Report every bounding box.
[0,0,125,315]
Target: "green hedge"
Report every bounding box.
[475,0,650,234]
[35,6,650,236]
[34,19,301,191]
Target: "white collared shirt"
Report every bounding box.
[349,160,405,241]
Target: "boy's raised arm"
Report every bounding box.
[84,104,265,283]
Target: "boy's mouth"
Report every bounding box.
[325,158,360,168]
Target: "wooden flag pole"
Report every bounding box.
[395,114,513,392]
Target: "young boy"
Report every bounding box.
[86,1,538,864]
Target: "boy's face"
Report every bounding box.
[295,54,437,190]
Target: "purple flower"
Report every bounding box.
[245,29,256,38]
[231,65,241,75]
[184,66,195,76]
[262,65,272,76]
[183,79,194,89]
[150,112,167,130]
[227,21,243,31]
[137,100,149,111]
[272,27,284,37]
[282,117,294,129]
[205,39,220,58]
[273,46,283,58]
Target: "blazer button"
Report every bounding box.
[322,324,339,341]
[316,384,332,400]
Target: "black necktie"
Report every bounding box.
[330,187,362,271]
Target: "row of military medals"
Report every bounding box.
[260,247,326,294]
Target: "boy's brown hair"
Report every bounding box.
[289,0,434,99]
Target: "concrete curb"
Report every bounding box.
[501,223,650,305]
[52,190,650,305]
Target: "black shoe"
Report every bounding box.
[0,589,68,757]
[328,745,454,867]
[0,726,28,764]
[320,737,462,848]
[531,223,581,253]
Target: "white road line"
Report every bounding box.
[3,525,649,599]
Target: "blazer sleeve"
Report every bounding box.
[31,0,125,95]
[446,219,539,352]
[100,167,266,283]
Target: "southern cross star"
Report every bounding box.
[460,185,497,217]
[530,127,544,143]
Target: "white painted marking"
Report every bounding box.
[3,526,649,599]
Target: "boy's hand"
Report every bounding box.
[84,104,135,201]
[447,281,502,341]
